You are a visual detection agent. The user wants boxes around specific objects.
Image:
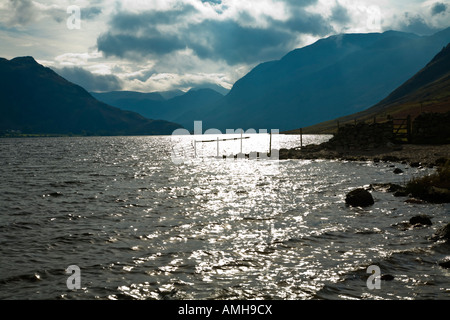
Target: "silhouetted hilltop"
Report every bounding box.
[0,57,182,136]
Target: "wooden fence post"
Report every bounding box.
[299,128,303,148]
[269,131,272,155]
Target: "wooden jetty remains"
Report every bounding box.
[193,131,277,160]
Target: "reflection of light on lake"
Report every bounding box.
[1,135,446,300]
[170,133,332,167]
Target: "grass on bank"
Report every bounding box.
[405,159,450,202]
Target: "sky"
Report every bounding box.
[0,0,449,93]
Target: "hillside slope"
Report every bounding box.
[0,57,182,136]
[205,28,450,131]
[296,43,450,134]
[92,88,224,131]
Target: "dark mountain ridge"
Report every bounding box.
[0,57,182,136]
[204,27,450,131]
[92,88,224,131]
[83,28,450,133]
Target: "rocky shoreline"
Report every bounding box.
[281,118,450,167]
[279,132,450,271]
[342,172,450,271]
[279,136,450,204]
[344,183,450,269]
[279,143,450,168]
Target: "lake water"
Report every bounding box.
[0,135,449,300]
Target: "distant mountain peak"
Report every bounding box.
[10,56,38,65]
[188,84,230,96]
[187,87,224,95]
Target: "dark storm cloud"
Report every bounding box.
[277,0,336,35]
[98,17,294,64]
[55,67,123,92]
[7,0,36,26]
[330,2,351,25]
[109,4,198,31]
[282,11,334,35]
[96,0,340,65]
[96,4,196,59]
[281,0,318,8]
[82,7,103,20]
[431,2,448,15]
[97,32,186,58]
[188,19,295,64]
[397,13,441,35]
[200,0,222,4]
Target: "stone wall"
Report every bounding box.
[324,121,395,151]
[412,112,450,144]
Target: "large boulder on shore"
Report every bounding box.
[345,188,374,207]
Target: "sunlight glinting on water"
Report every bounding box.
[1,136,448,300]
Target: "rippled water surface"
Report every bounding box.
[0,135,449,300]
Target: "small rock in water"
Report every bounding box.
[393,168,403,174]
[345,188,374,207]
[46,192,63,197]
[370,183,403,193]
[392,221,412,231]
[438,258,450,269]
[381,274,395,281]
[410,162,421,168]
[409,215,432,226]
